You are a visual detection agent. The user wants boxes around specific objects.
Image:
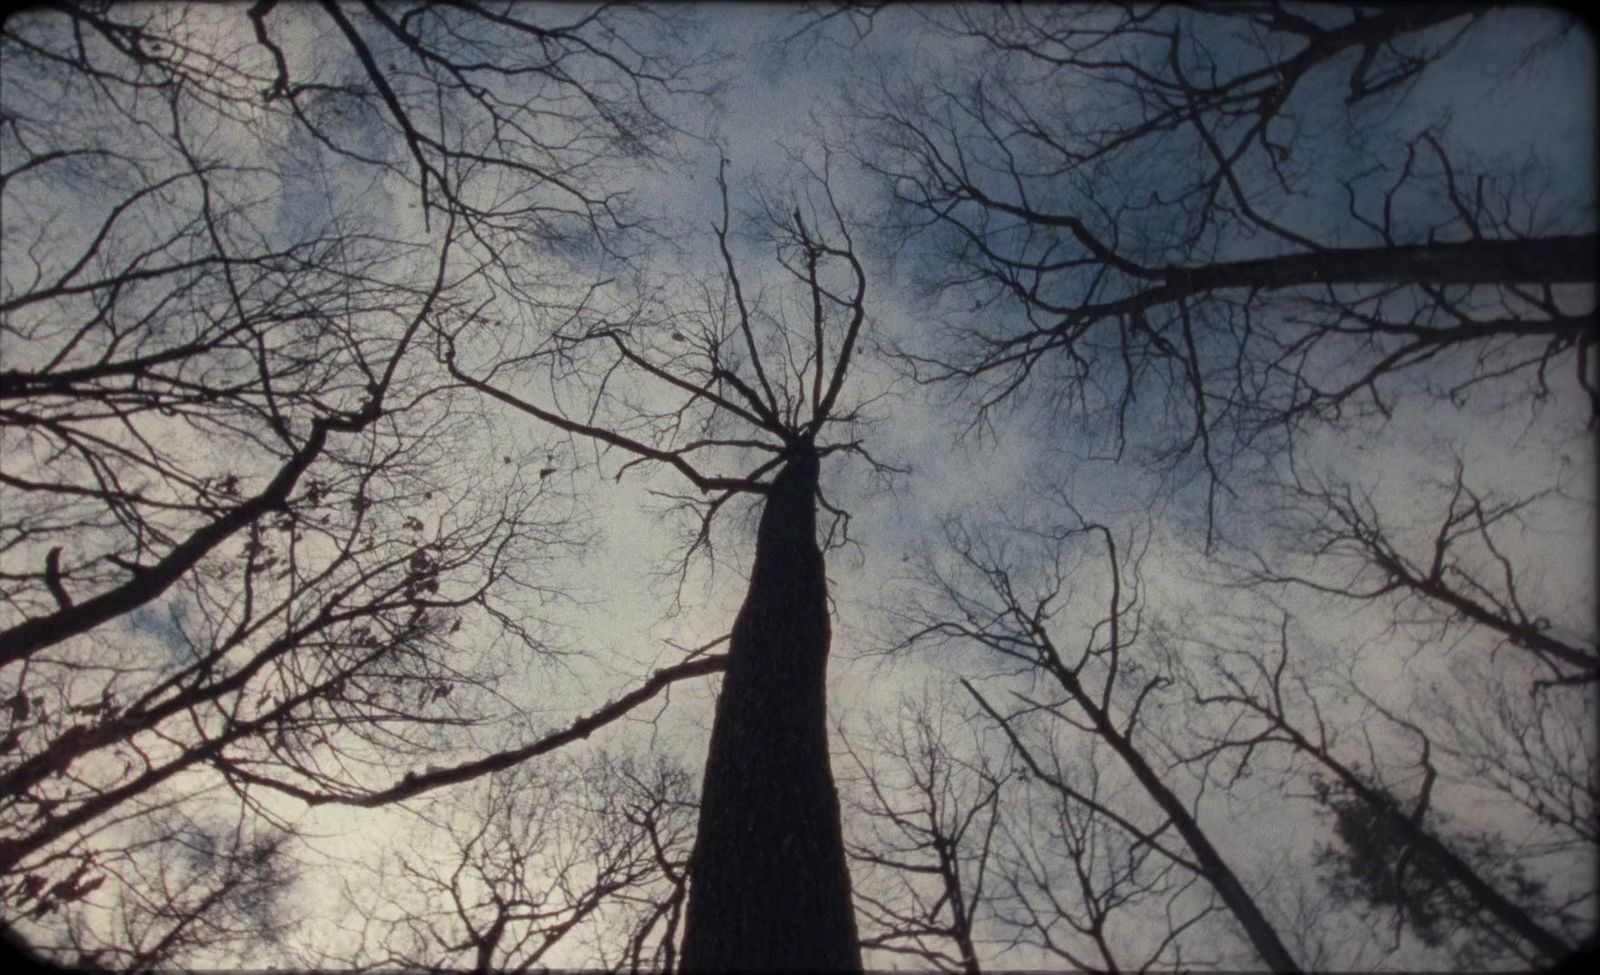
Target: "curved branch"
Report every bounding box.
[444,348,769,496]
[217,654,728,808]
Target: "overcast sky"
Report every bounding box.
[226,5,1600,966]
[3,4,1594,970]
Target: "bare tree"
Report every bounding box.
[829,8,1596,967]
[893,502,1300,971]
[1163,453,1596,965]
[1161,609,1585,967]
[840,684,1005,972]
[991,733,1222,973]
[848,4,1594,533]
[609,753,699,974]
[7,4,1591,970]
[1,2,711,964]
[0,214,584,954]
[840,677,1222,973]
[330,749,694,974]
[2,0,704,664]
[1229,457,1597,685]
[24,807,295,971]
[444,159,895,968]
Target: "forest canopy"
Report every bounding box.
[1,3,1594,971]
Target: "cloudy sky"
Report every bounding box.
[2,3,1594,970]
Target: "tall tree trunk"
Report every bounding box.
[679,447,861,971]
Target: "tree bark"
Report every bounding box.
[679,447,862,971]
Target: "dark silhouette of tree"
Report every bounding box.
[4,3,1592,970]
[893,502,1300,971]
[1229,457,1598,685]
[1,2,709,964]
[840,685,1004,972]
[2,0,704,663]
[1162,605,1584,966]
[1150,451,1594,966]
[848,4,1595,534]
[989,735,1222,973]
[827,6,1595,967]
[328,750,695,974]
[841,682,1220,972]
[445,161,891,969]
[20,809,294,971]
[1315,785,1558,966]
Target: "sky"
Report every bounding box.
[407,8,1593,967]
[1,3,1594,970]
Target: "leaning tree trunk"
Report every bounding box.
[679,446,862,971]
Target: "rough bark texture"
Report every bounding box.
[679,448,862,971]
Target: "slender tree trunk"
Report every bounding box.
[1282,726,1575,961]
[1063,677,1300,972]
[679,447,861,971]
